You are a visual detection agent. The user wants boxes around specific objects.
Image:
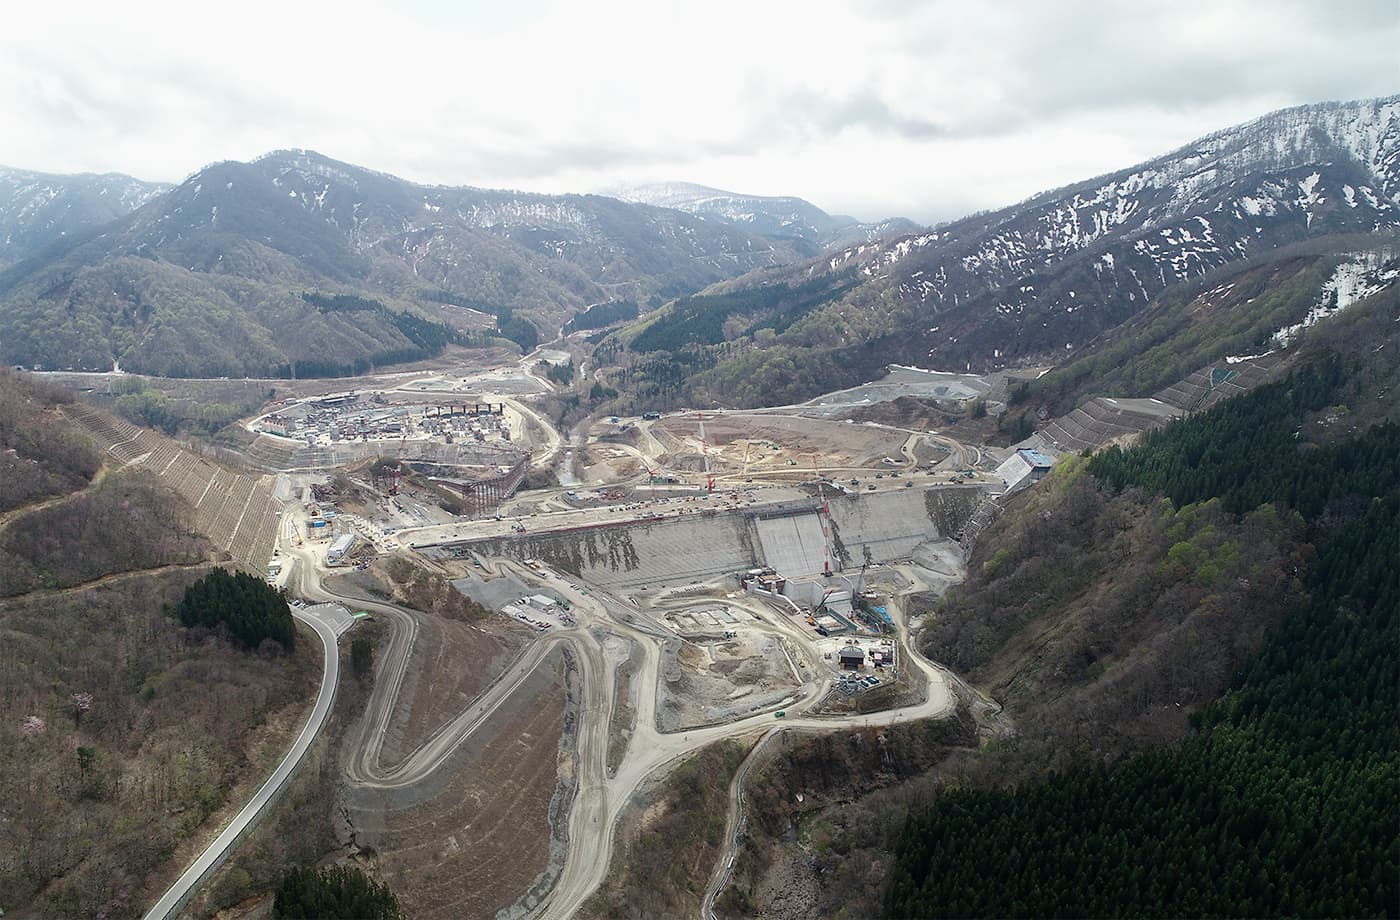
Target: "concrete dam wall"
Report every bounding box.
[754,512,830,578]
[454,485,987,589]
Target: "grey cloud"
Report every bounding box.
[774,88,946,140]
[1,1,1393,223]
[864,0,1398,139]
[403,140,672,185]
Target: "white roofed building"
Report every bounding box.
[995,448,1055,491]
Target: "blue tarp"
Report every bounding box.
[1017,448,1055,468]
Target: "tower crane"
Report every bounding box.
[813,458,835,577]
[697,410,716,493]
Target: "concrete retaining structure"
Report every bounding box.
[755,514,830,577]
[441,484,988,588]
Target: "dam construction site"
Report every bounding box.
[64,344,1294,920]
[7,86,1392,920]
[427,482,986,594]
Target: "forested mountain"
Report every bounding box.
[1016,237,1398,417]
[0,368,319,916]
[0,166,168,269]
[711,266,1398,917]
[0,151,815,376]
[887,361,1399,918]
[608,96,1400,408]
[604,180,920,247]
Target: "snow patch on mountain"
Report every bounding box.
[0,166,170,264]
[823,97,1399,325]
[1273,248,1400,346]
[603,179,911,247]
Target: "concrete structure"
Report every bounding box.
[327,533,357,564]
[754,511,829,578]
[838,646,866,670]
[826,487,982,565]
[995,448,1055,491]
[430,455,529,519]
[525,594,558,612]
[782,576,856,618]
[440,484,988,590]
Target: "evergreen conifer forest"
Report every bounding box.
[885,360,1399,918]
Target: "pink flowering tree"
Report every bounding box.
[70,691,94,725]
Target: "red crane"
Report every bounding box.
[697,410,715,493]
[813,458,834,577]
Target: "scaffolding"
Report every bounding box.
[428,402,506,417]
[431,454,530,518]
[371,462,403,495]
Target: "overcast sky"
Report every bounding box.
[3,0,1395,224]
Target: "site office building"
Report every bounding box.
[327,533,356,564]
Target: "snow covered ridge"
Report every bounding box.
[1272,247,1400,347]
[0,167,169,263]
[0,172,167,224]
[731,96,1400,375]
[603,179,886,245]
[801,96,1400,332]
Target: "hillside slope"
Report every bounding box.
[719,280,1399,918]
[1022,238,1398,415]
[0,166,168,269]
[0,151,817,376]
[0,369,318,917]
[612,96,1400,408]
[889,362,1399,918]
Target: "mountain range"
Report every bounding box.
[0,154,851,375]
[603,180,920,248]
[0,168,169,270]
[611,96,1400,407]
[1,96,1396,385]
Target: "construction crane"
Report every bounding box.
[697,410,716,493]
[809,586,839,631]
[372,462,402,496]
[812,458,835,577]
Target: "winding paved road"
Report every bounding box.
[143,607,344,920]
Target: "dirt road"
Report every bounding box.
[529,575,957,920]
[701,728,782,918]
[279,502,960,920]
